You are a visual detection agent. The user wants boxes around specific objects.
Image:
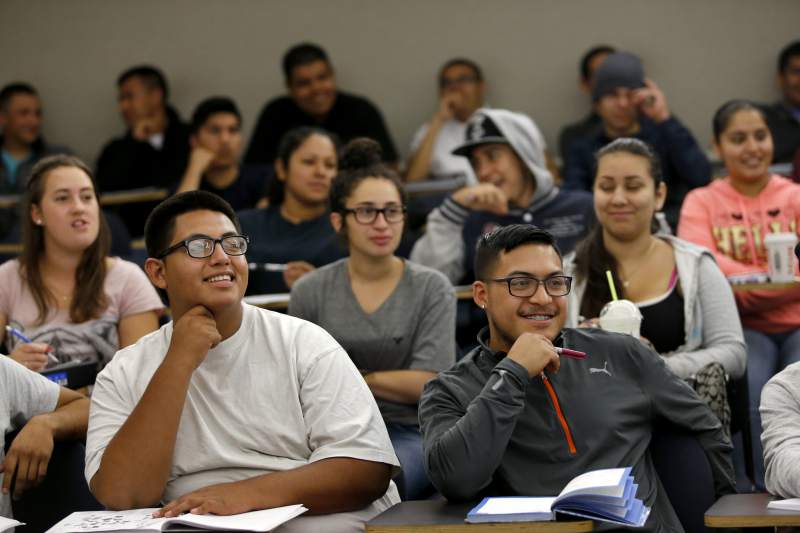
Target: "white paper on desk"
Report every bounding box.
[46,505,308,532]
[0,516,23,533]
[476,497,557,515]
[768,498,800,511]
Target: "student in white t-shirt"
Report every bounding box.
[405,58,484,185]
[86,191,399,532]
[0,155,163,370]
[1,356,89,520]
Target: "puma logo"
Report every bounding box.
[589,361,611,377]
[393,337,403,344]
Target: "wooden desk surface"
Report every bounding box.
[99,187,168,205]
[244,293,291,310]
[365,500,593,532]
[705,493,800,527]
[731,279,800,291]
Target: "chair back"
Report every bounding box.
[650,423,716,533]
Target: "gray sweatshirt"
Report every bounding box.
[419,327,735,533]
[761,362,800,498]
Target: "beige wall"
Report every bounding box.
[1,0,798,166]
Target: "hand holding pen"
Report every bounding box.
[5,326,58,372]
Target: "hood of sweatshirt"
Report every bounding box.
[453,108,555,206]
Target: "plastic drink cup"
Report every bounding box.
[598,299,643,338]
[764,232,798,283]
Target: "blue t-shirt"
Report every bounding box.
[1,149,30,187]
[238,205,347,294]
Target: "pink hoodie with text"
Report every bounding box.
[678,175,800,334]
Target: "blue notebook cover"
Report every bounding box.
[466,467,650,527]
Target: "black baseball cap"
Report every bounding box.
[452,114,509,157]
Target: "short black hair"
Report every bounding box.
[474,225,562,281]
[580,45,616,82]
[778,40,800,74]
[190,96,241,135]
[144,191,241,259]
[0,82,37,111]
[282,43,330,83]
[438,58,484,85]
[117,65,169,100]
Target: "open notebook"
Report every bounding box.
[467,467,650,527]
[44,505,307,533]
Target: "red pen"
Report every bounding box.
[555,347,587,359]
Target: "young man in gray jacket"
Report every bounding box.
[418,224,734,533]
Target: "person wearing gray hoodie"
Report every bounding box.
[410,108,595,284]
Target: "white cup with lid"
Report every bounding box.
[764,232,798,283]
[598,299,643,338]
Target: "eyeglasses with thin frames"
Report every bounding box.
[157,235,249,259]
[342,205,407,225]
[490,275,572,298]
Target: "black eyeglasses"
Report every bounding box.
[491,275,572,298]
[343,205,406,224]
[157,235,249,259]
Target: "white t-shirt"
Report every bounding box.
[409,119,476,185]
[86,303,400,530]
[0,357,60,519]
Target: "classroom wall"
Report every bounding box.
[1,0,798,166]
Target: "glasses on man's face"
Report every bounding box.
[491,275,572,298]
[440,75,479,89]
[157,235,249,259]
[343,205,406,225]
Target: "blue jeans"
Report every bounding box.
[741,328,800,490]
[387,423,433,500]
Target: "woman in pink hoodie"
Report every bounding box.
[679,99,800,489]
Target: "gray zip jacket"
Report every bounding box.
[419,327,735,533]
[564,235,746,380]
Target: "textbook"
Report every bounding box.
[45,505,307,533]
[466,467,650,527]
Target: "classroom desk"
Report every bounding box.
[365,500,594,532]
[730,279,799,291]
[705,493,800,528]
[244,286,476,312]
[244,292,291,310]
[99,187,169,205]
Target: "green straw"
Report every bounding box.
[606,270,619,301]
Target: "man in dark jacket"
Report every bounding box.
[762,40,800,165]
[0,83,71,239]
[563,52,710,229]
[95,65,190,236]
[244,43,396,165]
[418,224,734,533]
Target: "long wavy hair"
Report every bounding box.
[573,138,663,320]
[21,155,111,324]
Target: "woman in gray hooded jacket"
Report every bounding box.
[563,138,745,381]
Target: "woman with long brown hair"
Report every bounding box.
[0,155,163,370]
